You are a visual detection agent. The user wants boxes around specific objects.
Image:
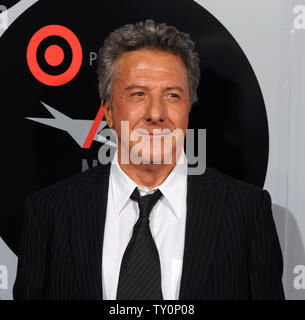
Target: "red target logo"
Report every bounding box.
[26,25,83,86]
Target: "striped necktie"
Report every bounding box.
[116,187,163,300]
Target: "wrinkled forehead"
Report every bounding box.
[113,49,189,88]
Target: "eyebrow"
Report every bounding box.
[164,86,184,93]
[124,85,149,91]
[124,85,184,92]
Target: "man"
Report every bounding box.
[13,19,284,300]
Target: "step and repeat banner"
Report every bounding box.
[0,0,304,299]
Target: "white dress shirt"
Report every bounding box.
[102,149,188,300]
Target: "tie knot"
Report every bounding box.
[130,187,163,218]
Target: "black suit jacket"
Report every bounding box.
[13,164,285,300]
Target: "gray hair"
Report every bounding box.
[97,19,200,110]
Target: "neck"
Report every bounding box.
[117,147,182,190]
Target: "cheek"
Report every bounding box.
[112,102,143,133]
[168,107,189,128]
[111,96,129,122]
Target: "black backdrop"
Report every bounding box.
[0,0,268,255]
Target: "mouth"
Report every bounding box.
[135,128,172,136]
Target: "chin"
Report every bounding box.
[130,148,177,165]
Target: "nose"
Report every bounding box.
[144,94,166,124]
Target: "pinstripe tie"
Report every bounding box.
[116,187,164,300]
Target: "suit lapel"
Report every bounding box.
[179,167,228,299]
[68,164,111,300]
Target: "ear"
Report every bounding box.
[102,99,113,128]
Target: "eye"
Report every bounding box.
[168,93,179,98]
[132,91,145,97]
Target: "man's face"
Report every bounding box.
[104,48,190,164]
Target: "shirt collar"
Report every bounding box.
[109,148,188,219]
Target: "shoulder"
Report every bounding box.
[204,167,273,237]
[205,166,270,209]
[28,163,111,206]
[23,164,111,233]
